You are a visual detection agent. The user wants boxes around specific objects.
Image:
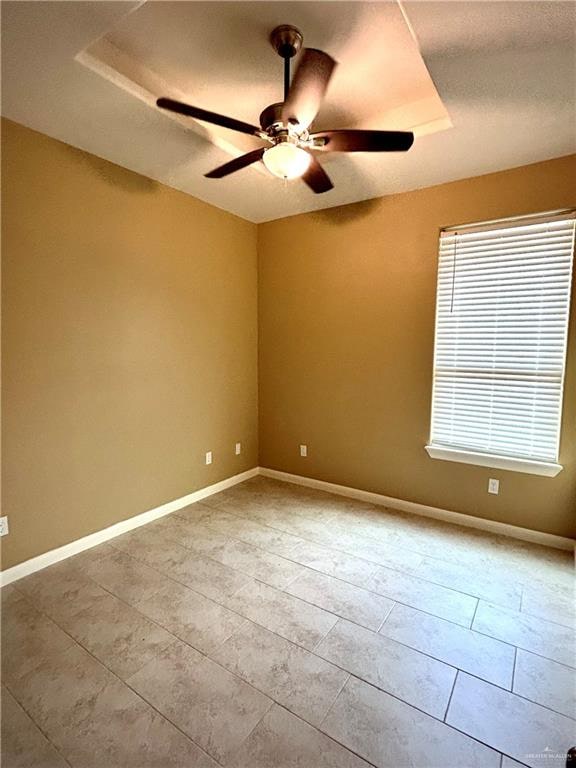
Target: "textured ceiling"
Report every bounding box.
[1,1,575,222]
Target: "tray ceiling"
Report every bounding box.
[1,1,575,222]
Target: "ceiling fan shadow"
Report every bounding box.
[65,145,159,195]
[311,195,380,226]
[309,153,382,224]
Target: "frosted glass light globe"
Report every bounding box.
[263,143,311,180]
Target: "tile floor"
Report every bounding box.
[2,476,575,767]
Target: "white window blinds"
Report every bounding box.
[428,211,575,472]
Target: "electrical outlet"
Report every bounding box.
[0,516,9,536]
[299,444,308,457]
[205,451,213,465]
[235,442,242,455]
[488,478,499,495]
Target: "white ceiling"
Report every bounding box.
[2,1,575,223]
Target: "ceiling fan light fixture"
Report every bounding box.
[262,142,311,180]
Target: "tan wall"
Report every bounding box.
[1,119,258,569]
[2,119,575,572]
[258,155,576,539]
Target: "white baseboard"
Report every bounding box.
[0,467,259,587]
[3,463,573,587]
[259,467,576,552]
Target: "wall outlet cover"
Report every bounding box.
[299,444,308,457]
[488,478,499,495]
[235,442,242,455]
[0,516,9,536]
[205,451,213,465]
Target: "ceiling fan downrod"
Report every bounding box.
[269,24,303,101]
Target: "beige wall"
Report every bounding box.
[2,119,575,572]
[1,119,258,569]
[258,155,576,539]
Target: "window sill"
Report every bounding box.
[425,445,563,477]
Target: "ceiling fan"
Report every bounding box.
[156,25,415,193]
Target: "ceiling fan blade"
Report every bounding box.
[311,129,414,152]
[302,154,334,193]
[157,97,261,137]
[282,49,336,129]
[204,148,266,178]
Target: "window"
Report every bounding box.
[426,211,575,476]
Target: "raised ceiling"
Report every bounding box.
[80,2,450,161]
[2,1,575,223]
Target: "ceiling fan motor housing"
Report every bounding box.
[259,102,284,131]
[259,102,310,150]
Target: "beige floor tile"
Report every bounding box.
[79,548,172,606]
[205,478,297,512]
[290,506,348,526]
[282,539,378,584]
[389,521,497,563]
[521,582,576,629]
[184,506,303,556]
[67,542,118,571]
[172,501,222,524]
[15,562,107,623]
[168,551,253,601]
[1,686,69,768]
[240,505,319,536]
[176,503,253,526]
[331,516,418,550]
[285,569,394,631]
[1,594,75,685]
[446,673,575,768]
[1,584,20,607]
[58,590,176,679]
[270,512,336,541]
[326,505,409,541]
[128,641,272,764]
[307,525,424,574]
[379,603,516,688]
[4,477,573,768]
[9,642,115,736]
[316,618,456,718]
[321,676,500,768]
[65,683,219,768]
[473,602,576,668]
[211,620,348,726]
[163,515,306,590]
[206,537,305,589]
[11,640,216,767]
[207,478,312,514]
[133,578,245,653]
[365,564,478,627]
[415,556,523,610]
[514,650,576,719]
[112,526,192,571]
[153,516,238,557]
[227,579,338,650]
[189,483,255,515]
[488,541,574,593]
[228,704,371,767]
